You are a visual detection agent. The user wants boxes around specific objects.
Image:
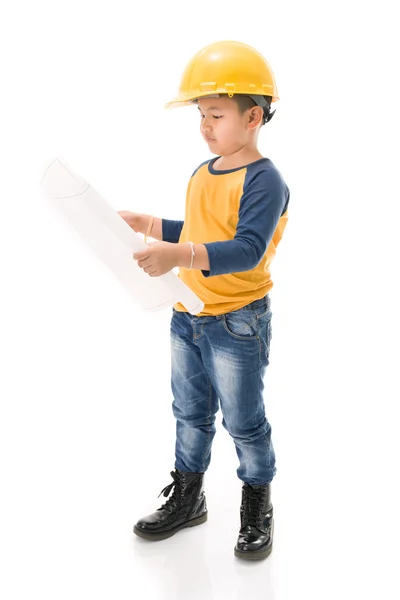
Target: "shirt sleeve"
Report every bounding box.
[201,167,289,277]
[162,219,184,243]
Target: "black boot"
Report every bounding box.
[133,468,207,541]
[234,482,274,560]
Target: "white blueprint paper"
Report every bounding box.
[40,158,204,315]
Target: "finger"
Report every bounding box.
[138,259,152,269]
[133,252,150,261]
[144,265,156,273]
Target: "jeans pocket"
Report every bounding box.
[222,310,260,340]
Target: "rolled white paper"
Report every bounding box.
[40,158,204,315]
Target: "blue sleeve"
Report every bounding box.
[162,219,184,243]
[201,167,289,277]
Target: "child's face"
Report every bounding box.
[197,96,255,156]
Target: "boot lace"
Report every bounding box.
[242,485,268,528]
[157,470,181,512]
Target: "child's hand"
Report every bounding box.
[117,211,143,232]
[133,242,180,277]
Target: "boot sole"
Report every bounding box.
[234,520,274,561]
[234,542,273,560]
[133,511,208,541]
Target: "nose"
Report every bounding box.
[201,115,212,133]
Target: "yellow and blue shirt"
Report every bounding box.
[162,156,290,316]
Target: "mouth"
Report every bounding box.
[205,137,216,142]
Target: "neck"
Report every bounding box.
[214,145,263,170]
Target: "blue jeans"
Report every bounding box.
[170,294,276,486]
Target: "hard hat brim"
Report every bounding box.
[165,92,280,109]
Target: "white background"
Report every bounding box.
[1,1,399,598]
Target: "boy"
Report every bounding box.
[118,41,290,560]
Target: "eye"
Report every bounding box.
[213,116,222,119]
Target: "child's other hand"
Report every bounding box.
[117,210,143,232]
[133,242,179,277]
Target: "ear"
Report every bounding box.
[247,106,264,130]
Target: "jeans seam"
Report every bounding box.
[254,336,262,428]
[200,377,213,472]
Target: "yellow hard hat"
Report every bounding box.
[165,40,279,109]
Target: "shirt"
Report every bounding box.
[162,156,290,316]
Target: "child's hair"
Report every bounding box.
[231,94,275,126]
